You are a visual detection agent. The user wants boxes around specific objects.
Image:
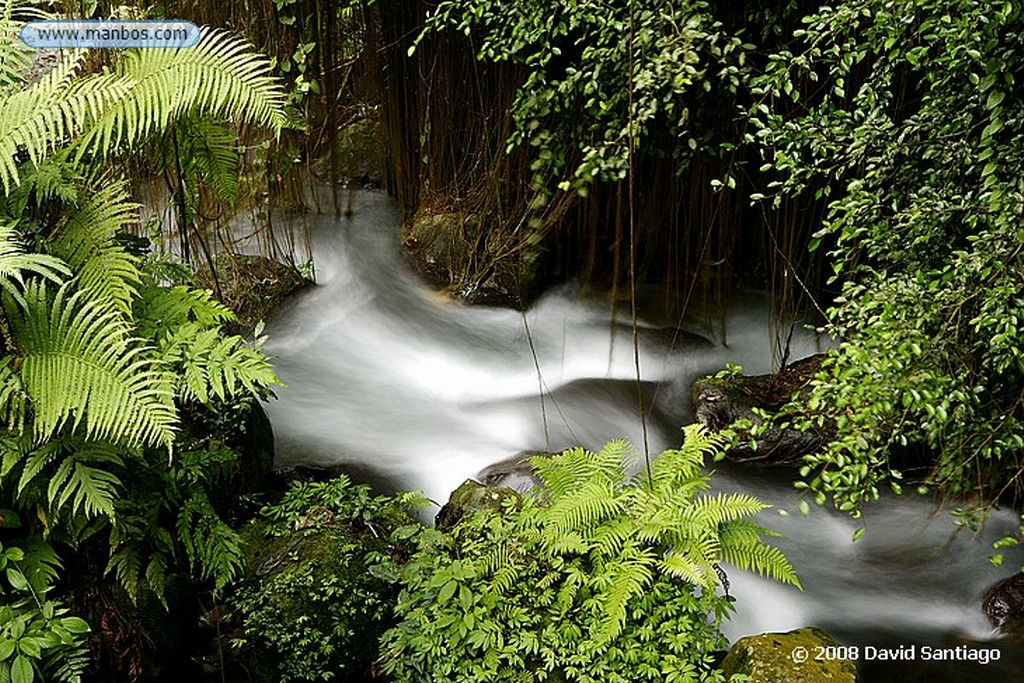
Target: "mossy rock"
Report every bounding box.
[691,355,827,465]
[435,479,519,532]
[721,628,857,683]
[195,252,310,334]
[984,572,1024,639]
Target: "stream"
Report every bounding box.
[253,188,1024,681]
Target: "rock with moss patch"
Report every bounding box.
[435,479,518,532]
[195,252,310,334]
[721,628,857,682]
[692,355,827,465]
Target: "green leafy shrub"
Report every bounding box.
[416,0,749,200]
[749,0,1024,511]
[0,535,89,683]
[380,427,797,683]
[229,477,425,682]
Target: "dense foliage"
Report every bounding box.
[749,0,1024,512]
[230,477,424,683]
[381,428,796,683]
[418,0,748,199]
[0,0,287,679]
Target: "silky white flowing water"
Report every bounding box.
[252,188,1023,677]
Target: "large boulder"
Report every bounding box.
[984,572,1024,639]
[402,210,537,309]
[721,628,857,682]
[692,355,827,465]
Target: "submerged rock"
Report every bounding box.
[692,354,826,465]
[721,628,857,682]
[984,572,1024,639]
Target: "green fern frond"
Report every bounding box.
[177,115,240,205]
[543,477,625,538]
[134,281,236,341]
[593,552,654,644]
[0,222,69,306]
[45,442,123,521]
[76,29,286,159]
[688,492,769,527]
[105,544,142,600]
[158,322,279,403]
[145,553,169,608]
[49,180,141,314]
[718,518,774,548]
[589,515,637,557]
[9,280,177,449]
[0,52,131,192]
[532,441,632,499]
[1,155,84,217]
[720,541,801,588]
[16,439,59,495]
[0,355,28,433]
[658,550,716,588]
[177,491,243,592]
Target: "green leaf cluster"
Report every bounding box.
[749,0,1024,511]
[418,0,749,199]
[229,477,426,683]
[0,534,88,683]
[381,427,796,683]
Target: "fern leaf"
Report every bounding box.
[158,322,279,403]
[658,549,716,588]
[50,448,123,520]
[9,280,177,449]
[543,477,624,538]
[76,29,286,159]
[592,552,654,645]
[0,222,69,307]
[0,52,131,192]
[720,540,801,588]
[16,440,59,495]
[0,355,28,433]
[177,492,243,591]
[134,283,237,340]
[105,545,142,601]
[49,180,141,314]
[688,492,769,527]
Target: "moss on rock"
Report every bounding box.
[721,628,857,683]
[195,252,310,334]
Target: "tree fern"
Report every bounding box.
[7,280,177,449]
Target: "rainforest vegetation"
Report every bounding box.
[0,0,1022,681]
